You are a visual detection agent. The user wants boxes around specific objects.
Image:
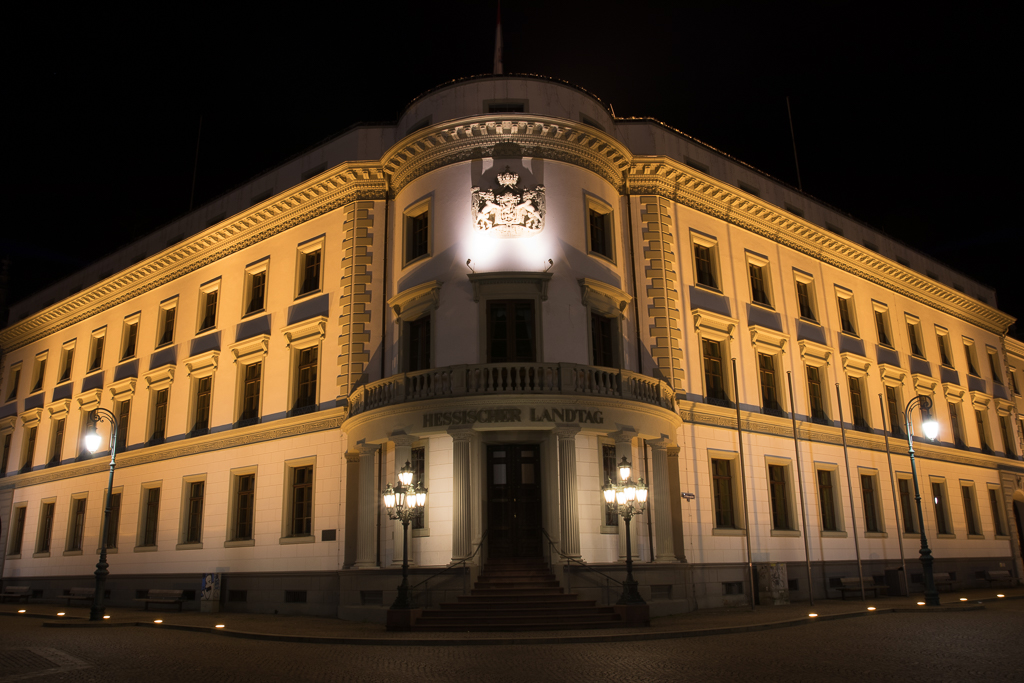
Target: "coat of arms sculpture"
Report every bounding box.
[471,167,545,237]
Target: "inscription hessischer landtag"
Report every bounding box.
[422,407,605,429]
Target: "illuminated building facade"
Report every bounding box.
[1,75,1022,619]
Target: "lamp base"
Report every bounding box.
[613,603,650,627]
[386,608,423,631]
[616,578,646,606]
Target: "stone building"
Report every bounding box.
[1,75,1022,620]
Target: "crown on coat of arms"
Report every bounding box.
[496,168,519,188]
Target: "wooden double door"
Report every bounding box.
[487,444,543,558]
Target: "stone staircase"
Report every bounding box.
[412,557,623,632]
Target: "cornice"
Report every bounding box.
[382,115,632,197]
[0,163,386,353]
[626,157,1015,335]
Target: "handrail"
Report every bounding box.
[540,528,622,587]
[409,529,488,592]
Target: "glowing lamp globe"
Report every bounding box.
[84,429,103,454]
[921,415,940,441]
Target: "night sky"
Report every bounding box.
[5,2,1020,333]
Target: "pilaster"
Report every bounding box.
[556,425,582,559]
[450,428,474,561]
[354,443,378,568]
[650,439,677,562]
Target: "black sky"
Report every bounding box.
[4,2,1021,332]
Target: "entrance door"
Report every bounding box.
[487,444,542,557]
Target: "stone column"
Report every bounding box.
[556,425,582,559]
[391,433,417,567]
[354,443,379,568]
[343,450,361,568]
[650,439,677,562]
[614,431,637,560]
[666,445,687,562]
[450,428,474,562]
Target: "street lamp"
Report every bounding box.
[603,455,648,605]
[382,460,427,610]
[82,408,120,621]
[904,394,941,607]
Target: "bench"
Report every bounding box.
[983,570,1015,588]
[931,572,954,592]
[135,589,184,611]
[0,586,31,603]
[837,577,886,600]
[64,588,95,606]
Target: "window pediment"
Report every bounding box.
[468,271,552,302]
[19,407,43,428]
[994,398,1013,417]
[749,325,788,355]
[143,364,176,391]
[184,350,220,377]
[108,377,137,402]
[692,308,738,341]
[0,415,15,433]
[229,334,270,364]
[942,382,966,403]
[75,388,102,412]
[911,373,938,396]
[282,315,328,349]
[878,363,906,387]
[969,390,992,411]
[840,352,871,378]
[798,339,831,367]
[46,398,71,420]
[578,278,631,318]
[389,280,442,322]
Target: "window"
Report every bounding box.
[964,341,980,376]
[711,458,736,528]
[105,492,121,549]
[837,293,857,335]
[949,402,966,448]
[183,480,205,545]
[999,415,1017,456]
[151,388,169,445]
[404,201,430,266]
[294,347,318,414]
[5,364,19,402]
[411,446,426,531]
[586,198,614,261]
[988,487,1008,536]
[22,426,37,472]
[936,330,953,367]
[848,377,869,430]
[198,285,219,332]
[590,313,615,368]
[702,339,729,406]
[88,331,105,372]
[987,349,1002,384]
[234,474,256,541]
[1,432,11,476]
[884,385,904,437]
[37,501,55,554]
[8,505,26,556]
[30,354,47,393]
[932,481,951,535]
[817,468,840,532]
[157,301,176,346]
[121,317,139,360]
[140,486,161,547]
[961,484,981,536]
[192,376,212,436]
[290,465,314,537]
[1010,368,1021,395]
[861,473,882,533]
[907,320,924,357]
[58,343,75,383]
[239,362,262,426]
[975,409,992,454]
[748,262,772,307]
[297,245,322,296]
[406,316,431,372]
[243,261,269,315]
[115,399,130,452]
[67,496,87,552]
[768,464,791,530]
[602,444,619,528]
[874,308,892,347]
[486,300,536,363]
[795,279,816,321]
[48,418,65,466]
[693,241,718,289]
[806,365,828,424]
[897,477,918,533]
[758,353,782,415]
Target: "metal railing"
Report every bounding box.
[408,530,488,609]
[348,362,675,416]
[541,528,622,607]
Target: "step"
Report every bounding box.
[440,598,598,611]
[458,592,582,603]
[412,619,623,632]
[431,606,613,618]
[415,613,618,626]
[477,569,554,577]
[470,588,566,597]
[473,580,562,589]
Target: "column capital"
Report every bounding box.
[448,427,475,442]
[358,442,379,458]
[344,450,362,463]
[647,437,674,452]
[666,445,681,458]
[389,431,418,447]
[612,429,637,446]
[554,424,581,440]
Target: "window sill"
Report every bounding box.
[32,552,51,558]
[240,309,267,320]
[864,531,888,538]
[95,547,118,554]
[936,533,956,539]
[967,534,985,540]
[838,331,860,341]
[154,341,175,351]
[224,539,256,548]
[994,535,1010,540]
[196,327,218,337]
[402,254,430,270]
[294,288,323,302]
[5,554,21,560]
[176,542,203,551]
[280,535,315,545]
[117,356,136,365]
[820,531,848,538]
[798,316,820,326]
[63,550,83,556]
[770,529,801,537]
[600,525,619,535]
[134,545,158,553]
[910,354,927,362]
[751,301,775,312]
[85,368,103,377]
[902,531,921,539]
[712,527,746,536]
[694,283,723,295]
[411,528,430,538]
[878,343,895,351]
[587,250,616,266]
[55,379,72,387]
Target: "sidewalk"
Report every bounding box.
[3,586,1020,646]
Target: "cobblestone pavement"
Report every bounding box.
[1,599,1021,682]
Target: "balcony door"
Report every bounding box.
[486,300,536,363]
[487,444,542,557]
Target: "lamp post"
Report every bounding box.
[83,408,119,621]
[904,394,941,607]
[382,460,427,610]
[603,455,648,605]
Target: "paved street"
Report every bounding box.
[2,600,1022,682]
